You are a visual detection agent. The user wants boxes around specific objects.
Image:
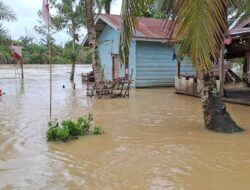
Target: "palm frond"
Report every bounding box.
[173,0,227,72]
[156,0,179,20]
[119,0,154,65]
[228,0,250,27]
[236,0,250,23]
[0,41,12,64]
[0,0,16,22]
[0,24,11,45]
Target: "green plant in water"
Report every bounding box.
[47,125,70,142]
[46,113,103,142]
[93,126,104,135]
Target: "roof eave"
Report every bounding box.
[82,14,120,46]
[132,37,174,43]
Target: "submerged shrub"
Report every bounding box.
[47,126,70,142]
[46,113,103,142]
[93,126,104,135]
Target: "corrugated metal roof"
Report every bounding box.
[229,16,250,37]
[233,17,250,29]
[101,14,173,40]
[230,28,250,36]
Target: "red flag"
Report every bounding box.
[224,37,232,45]
[11,45,22,60]
[42,0,51,27]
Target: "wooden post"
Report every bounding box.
[176,60,181,77]
[219,45,225,96]
[20,59,24,79]
[248,39,250,83]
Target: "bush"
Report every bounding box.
[46,113,103,142]
[93,126,104,135]
[47,124,70,142]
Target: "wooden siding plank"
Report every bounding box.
[136,41,174,87]
[136,75,175,80]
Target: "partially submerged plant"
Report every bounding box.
[46,113,103,142]
[93,126,104,135]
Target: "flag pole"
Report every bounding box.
[48,20,52,117]
[42,0,52,117]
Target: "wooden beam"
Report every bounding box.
[219,45,225,96]
[176,60,180,77]
[20,59,24,79]
[248,39,250,83]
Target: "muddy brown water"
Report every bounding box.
[1,64,250,190]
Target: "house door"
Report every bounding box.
[112,54,120,80]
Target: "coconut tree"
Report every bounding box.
[0,0,16,63]
[119,0,250,133]
[83,0,103,82]
[0,0,16,37]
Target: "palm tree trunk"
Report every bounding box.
[198,71,244,133]
[85,0,102,82]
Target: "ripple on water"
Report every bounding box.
[1,65,250,190]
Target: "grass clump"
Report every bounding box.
[47,113,103,142]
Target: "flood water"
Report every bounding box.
[1,64,250,190]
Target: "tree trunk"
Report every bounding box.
[198,71,244,133]
[85,0,103,82]
[70,32,76,81]
[70,2,76,81]
[104,0,111,14]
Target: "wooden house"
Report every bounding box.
[83,14,194,87]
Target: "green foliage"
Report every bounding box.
[120,0,250,73]
[52,55,69,64]
[93,126,104,135]
[63,41,91,64]
[0,44,12,64]
[0,1,16,63]
[46,113,103,142]
[51,0,86,31]
[82,47,92,64]
[119,0,154,65]
[47,125,70,142]
[4,34,91,65]
[0,1,16,22]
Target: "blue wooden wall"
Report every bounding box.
[97,25,119,81]
[135,41,194,87]
[97,25,136,84]
[97,26,194,87]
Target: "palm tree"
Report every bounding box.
[84,0,103,82]
[119,0,250,133]
[0,0,16,41]
[0,0,16,63]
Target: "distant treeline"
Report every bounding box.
[0,35,92,65]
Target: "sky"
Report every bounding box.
[3,0,122,45]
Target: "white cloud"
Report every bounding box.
[3,0,122,45]
[111,0,122,15]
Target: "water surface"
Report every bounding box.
[1,64,250,190]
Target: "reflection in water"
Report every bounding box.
[1,64,250,190]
